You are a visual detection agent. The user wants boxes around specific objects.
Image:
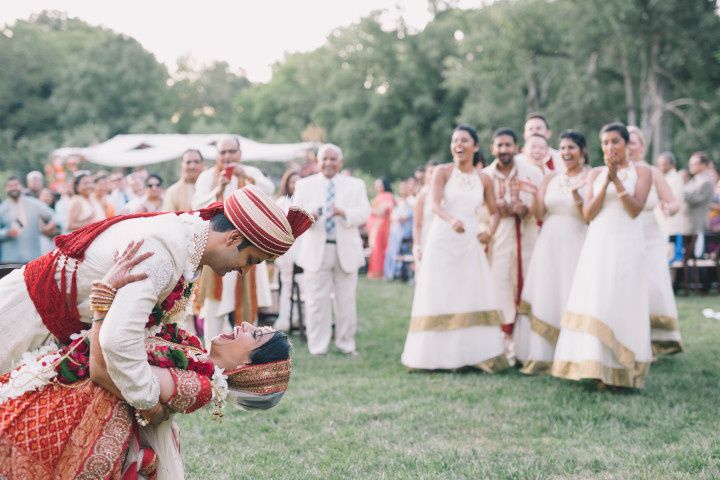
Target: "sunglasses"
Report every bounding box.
[219,149,239,155]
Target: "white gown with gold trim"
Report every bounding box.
[642,185,683,355]
[401,167,506,371]
[551,164,651,388]
[514,173,587,374]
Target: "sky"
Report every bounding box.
[0,1,477,83]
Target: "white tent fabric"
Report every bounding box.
[52,134,314,167]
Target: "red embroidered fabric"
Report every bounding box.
[166,369,213,414]
[23,204,224,343]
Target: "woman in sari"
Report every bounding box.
[366,177,395,279]
[0,241,292,480]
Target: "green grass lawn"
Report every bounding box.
[178,279,720,479]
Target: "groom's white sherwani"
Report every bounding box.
[0,213,207,409]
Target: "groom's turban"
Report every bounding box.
[223,184,313,257]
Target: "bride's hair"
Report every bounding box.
[250,332,291,364]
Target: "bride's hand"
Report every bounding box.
[450,218,465,233]
[102,240,154,290]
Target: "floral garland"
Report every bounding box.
[146,324,214,378]
[146,278,194,328]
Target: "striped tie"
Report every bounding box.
[325,180,336,236]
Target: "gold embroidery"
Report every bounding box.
[518,300,560,345]
[225,359,292,395]
[650,315,679,331]
[409,310,503,332]
[551,360,649,389]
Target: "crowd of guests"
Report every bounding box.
[0,118,715,389]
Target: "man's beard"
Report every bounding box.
[7,191,21,199]
[498,154,514,166]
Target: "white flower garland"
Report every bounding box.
[210,365,229,421]
[0,343,61,404]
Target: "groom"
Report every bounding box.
[0,184,312,413]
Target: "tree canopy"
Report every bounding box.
[1,2,719,178]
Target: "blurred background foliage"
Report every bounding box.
[1,0,719,178]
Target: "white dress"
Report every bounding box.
[514,173,588,374]
[401,167,507,371]
[551,164,651,388]
[643,185,683,355]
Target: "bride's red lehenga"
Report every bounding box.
[0,374,134,479]
[0,325,215,480]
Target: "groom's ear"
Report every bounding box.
[225,230,242,247]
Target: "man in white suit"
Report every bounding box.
[294,144,371,355]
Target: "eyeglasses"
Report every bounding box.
[219,149,239,155]
[252,329,275,340]
[146,183,161,188]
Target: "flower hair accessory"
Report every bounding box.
[224,359,292,395]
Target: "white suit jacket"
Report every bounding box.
[294,173,370,274]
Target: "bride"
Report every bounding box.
[0,241,292,479]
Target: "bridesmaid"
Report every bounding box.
[513,130,589,374]
[551,122,653,389]
[627,126,683,356]
[401,124,506,372]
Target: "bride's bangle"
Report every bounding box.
[617,190,629,198]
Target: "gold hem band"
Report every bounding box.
[518,300,560,344]
[409,310,503,332]
[650,315,679,331]
[519,360,553,375]
[475,354,510,374]
[560,311,647,386]
[652,340,683,356]
[551,360,649,388]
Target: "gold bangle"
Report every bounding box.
[617,190,628,198]
[91,281,117,294]
[575,200,584,206]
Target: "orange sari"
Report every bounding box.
[367,192,395,279]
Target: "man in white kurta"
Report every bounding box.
[192,136,274,343]
[482,129,544,342]
[293,144,370,355]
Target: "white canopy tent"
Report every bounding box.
[51,134,314,167]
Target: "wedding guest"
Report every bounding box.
[192,136,275,343]
[628,126,683,356]
[516,112,563,172]
[293,143,370,356]
[522,134,553,173]
[482,128,544,358]
[0,176,55,263]
[124,174,164,213]
[25,171,44,198]
[552,122,653,389]
[384,180,414,281]
[514,130,589,374]
[67,172,104,232]
[683,152,714,257]
[655,152,690,241]
[366,177,395,279]
[401,125,506,372]
[162,149,205,212]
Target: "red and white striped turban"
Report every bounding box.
[223,184,314,256]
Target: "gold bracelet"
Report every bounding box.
[617,190,628,198]
[575,200,584,206]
